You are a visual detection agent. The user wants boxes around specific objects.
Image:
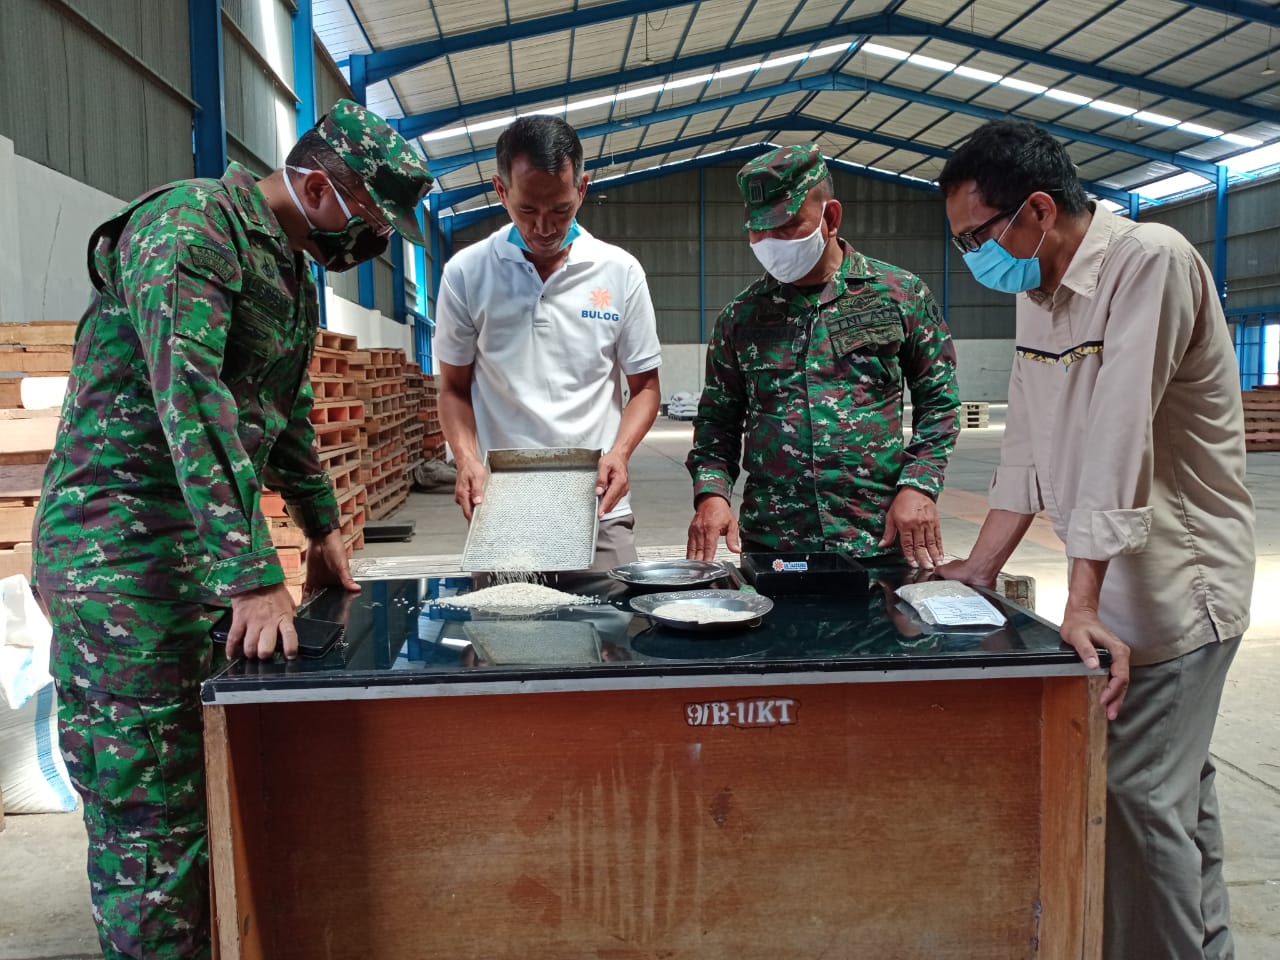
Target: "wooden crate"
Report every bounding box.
[0,464,43,550]
[1243,387,1280,452]
[0,322,78,347]
[0,412,58,467]
[0,542,33,581]
[0,323,77,409]
[959,401,990,429]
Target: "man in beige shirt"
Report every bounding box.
[938,120,1254,960]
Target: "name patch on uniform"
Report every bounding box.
[188,244,238,285]
[243,274,292,317]
[829,304,902,355]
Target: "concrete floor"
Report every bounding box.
[2,410,1277,958]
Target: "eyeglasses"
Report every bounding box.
[350,198,394,238]
[949,204,1021,254]
[334,183,394,237]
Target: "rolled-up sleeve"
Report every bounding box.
[1065,238,1194,560]
[988,358,1045,515]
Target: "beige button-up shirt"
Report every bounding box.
[990,204,1254,665]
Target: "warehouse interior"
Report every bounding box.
[0,0,1278,957]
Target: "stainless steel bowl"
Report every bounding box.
[629,589,774,632]
[608,558,728,588]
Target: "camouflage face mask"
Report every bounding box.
[285,166,389,272]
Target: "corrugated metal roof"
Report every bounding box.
[313,0,1280,217]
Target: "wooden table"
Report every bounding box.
[204,569,1106,959]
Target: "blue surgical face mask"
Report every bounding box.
[508,219,581,253]
[961,200,1046,294]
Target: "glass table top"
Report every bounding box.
[203,566,1098,702]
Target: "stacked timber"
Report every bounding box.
[1244,386,1280,452]
[421,373,444,462]
[356,347,410,520]
[403,370,427,481]
[0,323,72,581]
[261,330,368,600]
[959,401,990,429]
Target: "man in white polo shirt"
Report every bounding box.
[435,115,663,570]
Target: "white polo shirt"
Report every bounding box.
[434,223,662,519]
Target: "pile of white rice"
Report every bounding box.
[442,582,595,613]
[650,602,756,624]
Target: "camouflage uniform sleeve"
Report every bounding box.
[685,304,746,501]
[897,279,960,499]
[262,370,341,537]
[118,204,284,597]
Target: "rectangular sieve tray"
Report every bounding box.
[461,447,600,572]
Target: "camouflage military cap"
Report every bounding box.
[313,99,434,244]
[737,144,829,230]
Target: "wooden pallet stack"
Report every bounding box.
[421,373,445,462]
[0,460,41,582]
[403,369,427,481]
[355,347,411,520]
[261,330,368,600]
[0,323,73,581]
[1244,386,1280,451]
[0,322,74,406]
[959,401,990,429]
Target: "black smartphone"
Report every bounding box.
[210,612,345,659]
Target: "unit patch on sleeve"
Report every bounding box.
[188,244,238,285]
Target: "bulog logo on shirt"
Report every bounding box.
[685,698,799,728]
[583,286,621,322]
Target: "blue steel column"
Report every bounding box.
[440,217,453,260]
[699,168,706,345]
[189,0,227,177]
[1214,165,1229,305]
[347,55,377,309]
[291,0,327,327]
[390,237,408,322]
[414,206,430,371]
[291,0,317,129]
[414,207,429,317]
[1128,192,1140,221]
[429,195,444,324]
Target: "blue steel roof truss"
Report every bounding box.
[328,0,1280,228]
[436,110,1134,216]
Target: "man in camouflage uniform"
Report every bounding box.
[686,144,959,569]
[30,100,433,959]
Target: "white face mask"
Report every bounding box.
[749,202,828,283]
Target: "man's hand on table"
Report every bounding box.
[934,556,997,590]
[227,583,298,660]
[939,555,1131,720]
[880,486,943,569]
[304,528,362,602]
[686,495,740,561]
[595,449,630,517]
[1060,605,1131,721]
[454,455,486,520]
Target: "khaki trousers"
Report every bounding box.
[1104,635,1241,960]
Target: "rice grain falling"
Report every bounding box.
[650,602,757,624]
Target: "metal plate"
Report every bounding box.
[462,448,600,572]
[608,559,727,588]
[629,589,774,632]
